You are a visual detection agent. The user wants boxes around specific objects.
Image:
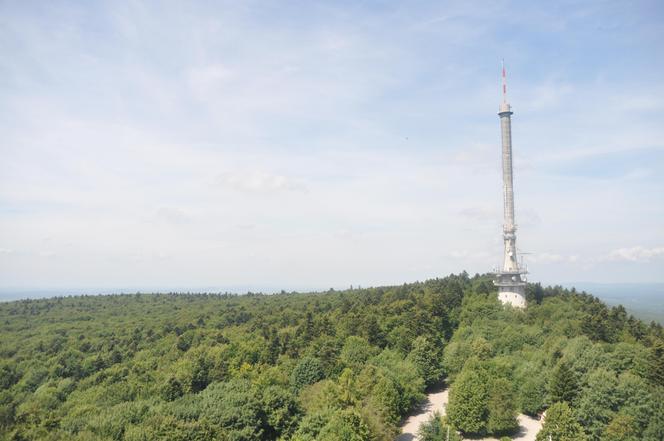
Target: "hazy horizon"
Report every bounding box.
[2,278,663,298]
[3,279,663,324]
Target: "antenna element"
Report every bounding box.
[501,59,508,103]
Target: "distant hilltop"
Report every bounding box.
[565,282,664,324]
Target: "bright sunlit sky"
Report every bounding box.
[1,1,663,293]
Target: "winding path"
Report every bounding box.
[396,387,542,441]
[396,388,449,441]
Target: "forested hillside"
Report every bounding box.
[0,273,662,441]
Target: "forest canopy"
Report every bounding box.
[0,273,662,441]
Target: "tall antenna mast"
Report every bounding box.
[494,61,527,308]
[502,59,508,104]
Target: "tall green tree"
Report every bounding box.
[486,378,519,434]
[408,336,444,387]
[198,379,267,441]
[520,376,546,416]
[575,368,619,440]
[535,402,587,441]
[160,377,183,402]
[648,338,664,386]
[446,366,488,434]
[548,361,579,404]
[261,385,301,439]
[290,357,324,391]
[340,336,376,370]
[317,409,372,441]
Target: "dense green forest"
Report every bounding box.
[0,273,662,441]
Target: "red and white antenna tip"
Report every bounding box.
[501,60,508,103]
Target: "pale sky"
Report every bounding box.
[1,0,663,293]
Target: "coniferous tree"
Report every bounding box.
[642,389,664,441]
[648,338,664,386]
[418,413,462,441]
[408,336,444,387]
[548,361,579,404]
[160,377,184,401]
[535,402,587,441]
[290,357,324,391]
[520,376,546,416]
[486,378,519,434]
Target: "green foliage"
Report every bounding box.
[603,414,639,441]
[370,349,426,415]
[643,388,664,441]
[160,377,183,401]
[290,411,330,441]
[535,402,587,441]
[291,408,371,441]
[447,360,518,437]
[340,336,377,370]
[0,363,19,390]
[0,274,661,441]
[290,357,324,391]
[447,363,489,434]
[1,276,473,440]
[261,385,301,438]
[317,409,372,441]
[648,338,664,386]
[615,372,653,434]
[443,280,663,441]
[575,368,619,440]
[418,413,462,441]
[197,379,265,440]
[486,378,519,434]
[124,414,217,441]
[548,361,580,405]
[519,376,546,416]
[408,336,444,387]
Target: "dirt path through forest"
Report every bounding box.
[396,387,542,441]
[396,387,449,441]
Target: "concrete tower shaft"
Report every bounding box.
[499,105,515,234]
[494,64,527,308]
[499,105,519,273]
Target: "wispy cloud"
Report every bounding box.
[604,246,664,262]
[154,207,190,224]
[217,171,307,193]
[530,253,579,264]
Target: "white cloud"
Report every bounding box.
[526,79,574,111]
[604,246,664,262]
[531,252,564,263]
[154,207,190,224]
[187,64,234,101]
[529,253,580,264]
[217,171,307,193]
[449,250,491,261]
[459,206,497,222]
